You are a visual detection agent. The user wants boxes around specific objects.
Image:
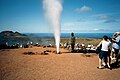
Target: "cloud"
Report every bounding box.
[75,6,92,13]
[93,28,105,31]
[104,19,117,23]
[98,15,114,20]
[97,15,117,23]
[92,28,117,32]
[98,15,110,20]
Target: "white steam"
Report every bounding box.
[43,0,63,53]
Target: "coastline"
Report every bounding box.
[0,31,113,47]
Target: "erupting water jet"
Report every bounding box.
[43,0,63,53]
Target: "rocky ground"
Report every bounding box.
[0,47,120,80]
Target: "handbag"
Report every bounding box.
[96,44,102,54]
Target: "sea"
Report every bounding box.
[0,33,114,46]
[27,33,114,38]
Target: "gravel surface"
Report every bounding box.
[0,47,120,80]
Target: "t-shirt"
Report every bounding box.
[112,35,120,49]
[71,36,75,44]
[101,40,111,51]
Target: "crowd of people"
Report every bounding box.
[0,41,34,49]
[69,32,120,70]
[63,32,96,53]
[97,32,120,70]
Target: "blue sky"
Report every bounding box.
[0,0,120,33]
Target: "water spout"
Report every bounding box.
[43,0,63,53]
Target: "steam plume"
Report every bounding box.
[43,0,63,53]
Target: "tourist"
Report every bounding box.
[82,43,85,47]
[64,42,68,48]
[112,32,120,65]
[30,41,33,48]
[75,43,79,49]
[6,42,8,46]
[97,35,111,69]
[110,47,116,60]
[106,38,112,68]
[87,43,92,49]
[110,33,117,60]
[70,32,75,52]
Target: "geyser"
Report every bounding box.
[43,0,63,53]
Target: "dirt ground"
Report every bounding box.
[0,47,120,80]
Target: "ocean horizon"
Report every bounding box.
[25,33,114,38]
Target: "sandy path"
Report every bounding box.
[0,47,120,80]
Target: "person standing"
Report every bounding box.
[97,35,111,69]
[70,32,75,52]
[112,32,120,65]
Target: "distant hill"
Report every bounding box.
[0,31,28,39]
[0,31,29,45]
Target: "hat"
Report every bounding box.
[115,32,120,34]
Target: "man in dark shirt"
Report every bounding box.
[71,32,75,52]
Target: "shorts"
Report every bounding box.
[99,51,107,60]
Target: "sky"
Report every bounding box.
[0,0,120,33]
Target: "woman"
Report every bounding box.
[97,35,111,69]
